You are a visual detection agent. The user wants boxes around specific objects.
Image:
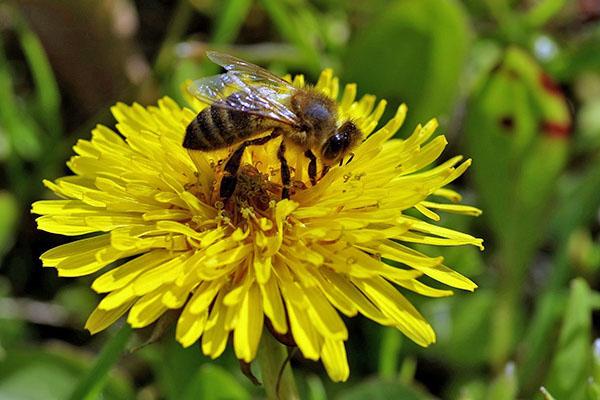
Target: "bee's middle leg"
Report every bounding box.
[304,150,317,186]
[220,130,282,199]
[278,141,291,199]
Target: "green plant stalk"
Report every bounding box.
[257,333,299,400]
[67,324,132,400]
[378,328,402,380]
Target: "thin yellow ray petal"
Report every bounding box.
[414,204,441,221]
[353,277,435,347]
[85,300,134,334]
[373,240,477,291]
[320,269,390,325]
[202,293,230,359]
[304,287,348,341]
[309,270,357,317]
[31,200,99,216]
[132,253,190,295]
[97,285,136,310]
[234,284,264,362]
[260,275,287,334]
[419,201,482,216]
[285,300,321,361]
[189,278,227,314]
[40,234,110,266]
[92,250,173,293]
[253,253,273,284]
[391,278,454,298]
[127,290,168,328]
[321,339,349,382]
[176,305,208,348]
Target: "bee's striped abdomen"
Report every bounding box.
[183,105,256,151]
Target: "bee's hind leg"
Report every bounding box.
[220,130,282,199]
[304,150,317,186]
[278,141,291,199]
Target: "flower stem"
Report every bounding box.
[67,324,132,400]
[257,333,300,400]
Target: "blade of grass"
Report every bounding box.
[258,0,321,73]
[212,0,253,45]
[0,36,43,162]
[13,7,62,137]
[198,0,254,77]
[67,324,132,400]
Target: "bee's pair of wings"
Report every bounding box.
[188,51,300,127]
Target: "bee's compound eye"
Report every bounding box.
[321,121,362,163]
[322,133,348,161]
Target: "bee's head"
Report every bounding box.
[321,121,362,165]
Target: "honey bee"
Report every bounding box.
[183,51,363,199]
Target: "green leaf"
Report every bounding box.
[343,0,471,131]
[335,378,432,400]
[544,279,593,400]
[465,48,569,299]
[551,155,600,241]
[179,365,251,400]
[0,357,77,400]
[523,0,568,28]
[143,332,207,400]
[424,290,494,368]
[518,291,567,389]
[0,347,133,400]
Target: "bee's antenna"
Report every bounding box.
[276,347,298,398]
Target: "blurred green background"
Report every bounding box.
[1,0,600,399]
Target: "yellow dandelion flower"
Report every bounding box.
[32,68,483,382]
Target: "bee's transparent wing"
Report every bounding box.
[188,72,299,127]
[207,51,293,88]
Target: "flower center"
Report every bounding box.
[210,161,306,228]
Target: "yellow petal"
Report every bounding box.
[92,250,173,293]
[321,339,350,382]
[127,291,167,328]
[85,301,134,334]
[353,277,435,347]
[176,301,208,348]
[260,275,287,334]
[40,234,110,267]
[234,284,264,362]
[201,293,229,359]
[304,287,348,340]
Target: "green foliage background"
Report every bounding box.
[1,0,600,399]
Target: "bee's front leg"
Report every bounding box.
[220,130,282,199]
